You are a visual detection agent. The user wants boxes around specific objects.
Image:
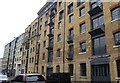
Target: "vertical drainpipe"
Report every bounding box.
[63,0,66,73]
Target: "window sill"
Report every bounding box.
[113,45,120,48]
[80,32,86,35]
[79,76,87,79]
[79,52,86,55]
[79,15,85,18]
[111,18,120,23]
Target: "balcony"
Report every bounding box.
[46,43,53,50]
[66,51,74,60]
[67,35,74,44]
[89,24,105,36]
[88,4,103,16]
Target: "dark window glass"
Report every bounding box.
[114,32,120,46]
[45,21,48,26]
[43,41,46,47]
[58,22,62,29]
[80,23,86,33]
[59,1,62,7]
[42,53,45,60]
[80,63,86,76]
[69,14,74,23]
[59,10,64,20]
[80,7,85,16]
[42,66,44,75]
[56,65,60,73]
[57,34,61,42]
[69,64,73,76]
[57,49,60,57]
[68,45,74,59]
[68,3,73,14]
[80,42,86,52]
[91,0,102,9]
[116,60,120,77]
[44,30,46,37]
[32,57,34,63]
[93,36,106,55]
[112,7,120,20]
[92,15,104,30]
[77,0,85,7]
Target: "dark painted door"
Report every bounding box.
[91,64,111,83]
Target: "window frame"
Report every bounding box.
[114,32,120,46]
[111,7,120,20]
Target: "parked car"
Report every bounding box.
[46,73,71,83]
[9,73,46,83]
[0,74,9,83]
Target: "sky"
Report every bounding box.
[0,0,47,58]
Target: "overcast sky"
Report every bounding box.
[0,0,47,58]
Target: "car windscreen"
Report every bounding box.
[27,75,45,82]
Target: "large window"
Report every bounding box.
[114,32,120,46]
[79,7,85,17]
[77,0,85,7]
[59,10,64,20]
[80,63,86,76]
[80,42,86,53]
[57,34,61,42]
[58,22,62,29]
[41,66,44,75]
[116,60,120,77]
[69,14,74,23]
[93,36,106,55]
[57,49,60,57]
[90,0,102,9]
[111,7,120,20]
[56,65,60,73]
[80,23,86,34]
[92,15,104,30]
[68,3,73,14]
[69,64,73,76]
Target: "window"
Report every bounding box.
[112,7,120,20]
[46,13,48,19]
[68,3,73,14]
[33,47,34,52]
[57,49,60,57]
[68,45,74,59]
[32,57,34,63]
[43,41,46,47]
[80,23,86,33]
[42,53,45,60]
[57,34,61,42]
[41,66,44,75]
[59,1,62,7]
[90,0,102,9]
[40,18,42,22]
[77,0,85,7]
[44,30,46,37]
[69,14,74,23]
[59,10,64,20]
[56,65,60,73]
[114,32,120,46]
[116,60,120,77]
[38,34,41,40]
[68,28,74,40]
[80,42,86,52]
[45,21,48,26]
[58,22,62,29]
[93,36,106,55]
[69,64,73,76]
[80,7,85,16]
[30,48,32,53]
[80,63,86,76]
[39,25,42,31]
[92,15,104,30]
[29,58,31,63]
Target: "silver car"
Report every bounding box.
[0,74,8,83]
[10,73,46,83]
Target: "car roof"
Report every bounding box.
[18,73,43,76]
